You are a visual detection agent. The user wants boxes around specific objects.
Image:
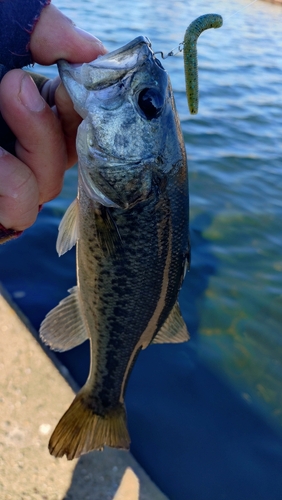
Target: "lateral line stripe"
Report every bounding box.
[119,214,172,401]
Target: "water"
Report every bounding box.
[1,0,282,498]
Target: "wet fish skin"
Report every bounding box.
[40,36,190,459]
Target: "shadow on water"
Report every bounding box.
[1,208,282,499]
[127,347,282,500]
[180,212,218,337]
[125,213,282,500]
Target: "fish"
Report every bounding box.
[39,36,190,460]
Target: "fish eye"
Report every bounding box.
[138,88,164,120]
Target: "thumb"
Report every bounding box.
[30,4,106,65]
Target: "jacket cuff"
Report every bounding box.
[0,0,51,75]
[0,224,23,244]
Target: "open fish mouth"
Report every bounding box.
[57,36,166,122]
[58,36,159,90]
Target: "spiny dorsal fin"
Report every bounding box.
[153,302,189,344]
[39,286,88,352]
[49,390,130,459]
[56,198,79,257]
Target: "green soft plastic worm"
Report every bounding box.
[184,14,223,114]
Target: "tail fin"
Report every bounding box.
[49,390,130,460]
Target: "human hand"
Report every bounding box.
[0,4,106,233]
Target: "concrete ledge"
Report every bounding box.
[0,284,168,500]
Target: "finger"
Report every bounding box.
[37,75,61,106]
[54,82,82,168]
[38,78,81,168]
[0,148,39,231]
[0,69,67,205]
[40,79,82,167]
[30,4,107,65]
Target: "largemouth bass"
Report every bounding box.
[40,36,190,460]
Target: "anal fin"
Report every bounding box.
[39,286,88,352]
[153,302,189,344]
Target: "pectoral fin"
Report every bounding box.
[56,198,79,257]
[153,302,189,344]
[39,286,88,352]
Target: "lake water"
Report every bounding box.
[1,0,282,498]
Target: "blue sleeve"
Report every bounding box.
[0,0,51,79]
[0,1,51,243]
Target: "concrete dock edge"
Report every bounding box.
[0,284,168,500]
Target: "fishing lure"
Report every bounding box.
[184,14,223,114]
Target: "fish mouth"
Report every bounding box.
[59,36,150,68]
[58,36,158,91]
[87,35,152,68]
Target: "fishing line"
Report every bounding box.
[223,0,259,22]
[155,0,259,59]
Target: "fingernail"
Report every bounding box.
[19,74,46,112]
[0,147,8,158]
[74,27,107,53]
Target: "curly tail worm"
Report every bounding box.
[184,14,223,114]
